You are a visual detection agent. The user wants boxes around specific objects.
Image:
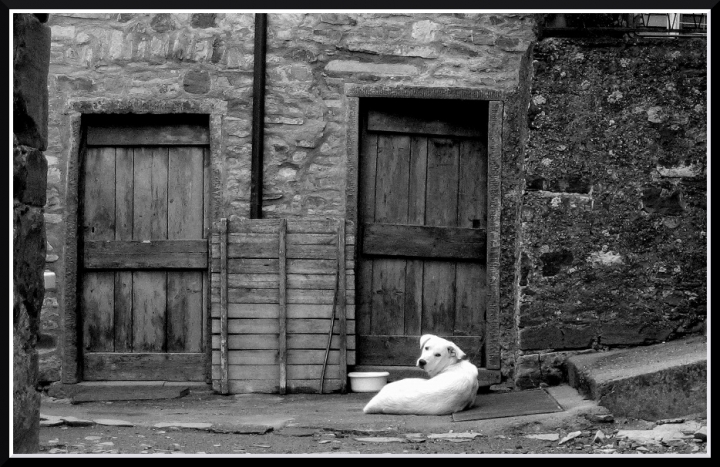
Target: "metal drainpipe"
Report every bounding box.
[250,13,267,219]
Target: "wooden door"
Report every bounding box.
[357,99,489,369]
[80,114,210,381]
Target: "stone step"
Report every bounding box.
[566,336,707,420]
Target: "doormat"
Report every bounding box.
[70,386,189,404]
[452,388,563,422]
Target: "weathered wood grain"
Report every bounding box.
[83,352,206,381]
[114,147,134,352]
[211,334,356,350]
[455,138,488,339]
[82,272,115,352]
[84,240,208,269]
[82,147,116,352]
[212,349,355,366]
[422,137,458,335]
[362,223,486,260]
[210,303,356,320]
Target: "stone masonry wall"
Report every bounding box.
[515,37,707,388]
[42,13,537,385]
[14,13,51,453]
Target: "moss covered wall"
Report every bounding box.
[515,37,707,388]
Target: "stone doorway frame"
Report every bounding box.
[60,98,227,383]
[343,84,505,371]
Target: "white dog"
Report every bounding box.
[363,334,479,415]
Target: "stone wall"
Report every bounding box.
[515,37,707,388]
[41,13,537,385]
[13,13,51,453]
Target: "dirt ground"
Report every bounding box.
[39,417,707,456]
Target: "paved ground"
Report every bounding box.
[33,384,708,456]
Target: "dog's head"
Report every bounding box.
[416,334,468,377]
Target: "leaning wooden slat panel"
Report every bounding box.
[336,221,348,392]
[114,147,134,352]
[211,318,279,334]
[212,334,356,351]
[212,350,279,365]
[226,218,282,234]
[223,379,345,394]
[286,218,340,234]
[218,218,229,393]
[287,319,355,335]
[288,364,343,380]
[209,303,356,320]
[212,365,280,381]
[286,289,355,304]
[287,334,356,350]
[286,244,336,260]
[286,349,350,366]
[84,352,206,381]
[212,334,280,350]
[287,233,337,245]
[211,258,279,274]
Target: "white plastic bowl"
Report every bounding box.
[348,371,389,393]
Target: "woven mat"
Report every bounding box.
[452,388,563,422]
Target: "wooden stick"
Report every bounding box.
[278,219,287,395]
[319,255,339,394]
[337,220,347,393]
[219,218,229,394]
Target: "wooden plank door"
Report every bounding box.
[80,114,210,381]
[357,99,489,369]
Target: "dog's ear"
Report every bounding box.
[447,344,468,360]
[420,334,435,348]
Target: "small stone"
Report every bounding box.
[524,434,560,441]
[84,436,102,441]
[354,437,407,443]
[636,446,649,452]
[318,440,332,444]
[587,413,615,423]
[558,431,582,445]
[40,419,64,427]
[48,438,59,444]
[94,419,134,427]
[592,430,606,444]
[693,426,707,442]
[428,432,480,439]
[656,418,685,425]
[173,444,182,451]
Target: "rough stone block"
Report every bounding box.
[13,304,40,453]
[514,354,541,389]
[13,204,47,318]
[184,70,211,94]
[567,336,707,420]
[13,144,48,207]
[519,323,596,351]
[13,14,51,150]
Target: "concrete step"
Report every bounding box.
[566,336,707,421]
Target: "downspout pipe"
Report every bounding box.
[250,13,267,219]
